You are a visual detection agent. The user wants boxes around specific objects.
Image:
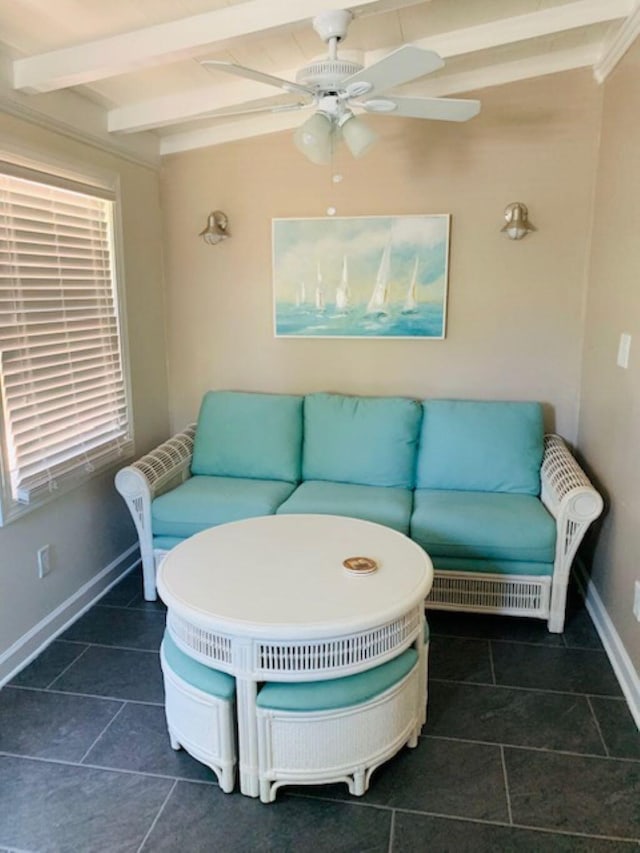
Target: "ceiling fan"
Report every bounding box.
[201,9,480,164]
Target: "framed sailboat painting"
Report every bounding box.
[272,215,450,339]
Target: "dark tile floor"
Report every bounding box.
[1,572,639,852]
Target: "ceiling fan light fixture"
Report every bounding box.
[339,113,378,159]
[294,111,334,164]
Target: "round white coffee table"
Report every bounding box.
[157,514,433,797]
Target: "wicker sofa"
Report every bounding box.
[115,391,603,632]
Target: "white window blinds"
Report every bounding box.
[0,162,132,508]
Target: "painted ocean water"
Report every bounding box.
[275,301,444,338]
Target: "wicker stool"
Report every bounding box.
[160,632,236,793]
[256,645,422,803]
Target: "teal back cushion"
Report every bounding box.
[416,399,544,494]
[191,391,303,482]
[302,393,422,488]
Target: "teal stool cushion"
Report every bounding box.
[276,480,414,534]
[257,647,418,712]
[192,391,303,483]
[416,400,544,494]
[162,632,235,700]
[152,475,295,538]
[411,489,556,563]
[302,393,422,488]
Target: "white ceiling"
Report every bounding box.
[0,0,638,159]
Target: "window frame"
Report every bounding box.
[0,145,134,525]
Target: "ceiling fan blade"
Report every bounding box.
[344,46,444,97]
[361,96,481,122]
[201,61,313,97]
[201,101,312,121]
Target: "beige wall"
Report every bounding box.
[578,40,640,670]
[0,113,170,675]
[161,70,601,440]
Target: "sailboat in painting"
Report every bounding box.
[401,257,419,314]
[295,281,307,307]
[365,240,391,317]
[335,256,350,312]
[314,263,326,312]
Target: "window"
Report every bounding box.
[0,158,133,524]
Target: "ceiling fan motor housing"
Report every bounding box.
[296,58,364,92]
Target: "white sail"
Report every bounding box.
[315,262,325,311]
[366,240,391,316]
[335,256,350,310]
[401,257,419,314]
[295,281,306,307]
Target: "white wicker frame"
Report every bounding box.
[256,656,423,803]
[115,431,603,632]
[115,425,195,600]
[159,641,236,792]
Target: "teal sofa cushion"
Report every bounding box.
[302,393,422,488]
[411,489,556,563]
[257,647,417,712]
[152,475,295,538]
[416,400,544,494]
[432,556,553,576]
[192,391,303,482]
[162,632,235,700]
[277,480,413,534]
[153,536,186,551]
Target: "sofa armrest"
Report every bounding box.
[540,434,604,631]
[115,425,196,600]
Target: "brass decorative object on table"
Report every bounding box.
[343,556,378,575]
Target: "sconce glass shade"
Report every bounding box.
[501,202,534,240]
[293,112,333,165]
[340,114,378,159]
[199,210,229,245]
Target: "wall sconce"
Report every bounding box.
[199,210,230,245]
[501,202,535,240]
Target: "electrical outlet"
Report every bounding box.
[634,580,640,622]
[37,544,51,578]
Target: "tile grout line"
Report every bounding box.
[487,639,496,685]
[418,734,640,764]
[387,809,396,853]
[45,644,92,690]
[499,745,514,825]
[78,701,128,764]
[0,750,219,786]
[136,779,177,853]
[3,685,164,706]
[56,640,161,654]
[288,791,640,844]
[428,676,623,700]
[586,695,610,757]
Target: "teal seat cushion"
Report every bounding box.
[302,393,422,488]
[162,632,235,700]
[152,475,295,538]
[432,556,553,577]
[257,647,418,712]
[153,536,186,551]
[192,391,303,482]
[416,400,544,494]
[276,481,413,534]
[411,489,556,563]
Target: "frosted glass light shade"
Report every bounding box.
[340,115,378,159]
[293,113,333,165]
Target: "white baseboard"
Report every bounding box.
[575,561,640,730]
[0,544,140,687]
